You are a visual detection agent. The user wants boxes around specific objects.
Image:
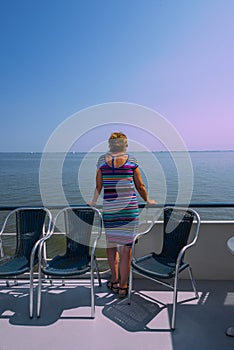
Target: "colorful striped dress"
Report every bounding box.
[97,153,139,245]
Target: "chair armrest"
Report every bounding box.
[30,208,53,269]
[30,229,52,271]
[90,207,103,263]
[0,209,17,257]
[132,219,156,259]
[0,238,4,258]
[175,209,201,270]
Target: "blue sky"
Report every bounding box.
[0,0,234,151]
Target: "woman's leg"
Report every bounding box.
[106,242,119,283]
[119,245,132,288]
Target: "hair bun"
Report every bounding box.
[108,132,128,152]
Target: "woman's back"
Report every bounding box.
[105,153,128,169]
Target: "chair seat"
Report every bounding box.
[0,256,30,276]
[41,255,91,276]
[132,253,188,279]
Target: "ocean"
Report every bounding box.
[0,151,234,221]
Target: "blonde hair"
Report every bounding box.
[108,132,128,153]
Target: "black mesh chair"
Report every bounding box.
[128,206,201,330]
[0,207,52,316]
[35,206,103,319]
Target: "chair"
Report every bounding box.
[35,206,103,319]
[0,207,52,316]
[128,206,201,330]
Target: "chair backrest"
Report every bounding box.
[64,208,95,261]
[15,209,47,260]
[160,208,194,262]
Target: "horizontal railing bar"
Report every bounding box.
[140,203,234,208]
[1,203,234,211]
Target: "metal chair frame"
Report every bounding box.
[128,206,201,330]
[0,207,52,317]
[32,206,103,319]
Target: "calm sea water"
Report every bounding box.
[0,151,234,220]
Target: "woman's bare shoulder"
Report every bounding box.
[97,154,106,167]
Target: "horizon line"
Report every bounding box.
[1,149,234,153]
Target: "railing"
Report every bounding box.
[1,202,234,225]
[1,202,234,222]
[1,203,234,279]
[0,202,234,210]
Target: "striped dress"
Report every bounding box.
[97,153,139,245]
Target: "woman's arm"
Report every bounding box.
[89,169,103,206]
[133,167,156,204]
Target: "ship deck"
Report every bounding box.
[0,278,234,350]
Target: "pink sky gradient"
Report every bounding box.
[0,1,233,151]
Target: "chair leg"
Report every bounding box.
[37,266,42,318]
[128,265,133,305]
[29,269,34,318]
[188,266,199,298]
[90,263,95,319]
[172,274,179,330]
[94,258,102,287]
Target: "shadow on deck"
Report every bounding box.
[0,279,234,350]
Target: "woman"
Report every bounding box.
[90,132,156,298]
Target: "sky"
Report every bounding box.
[0,0,234,152]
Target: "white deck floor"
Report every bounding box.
[0,278,234,350]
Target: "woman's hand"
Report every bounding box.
[88,201,97,207]
[146,199,157,205]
